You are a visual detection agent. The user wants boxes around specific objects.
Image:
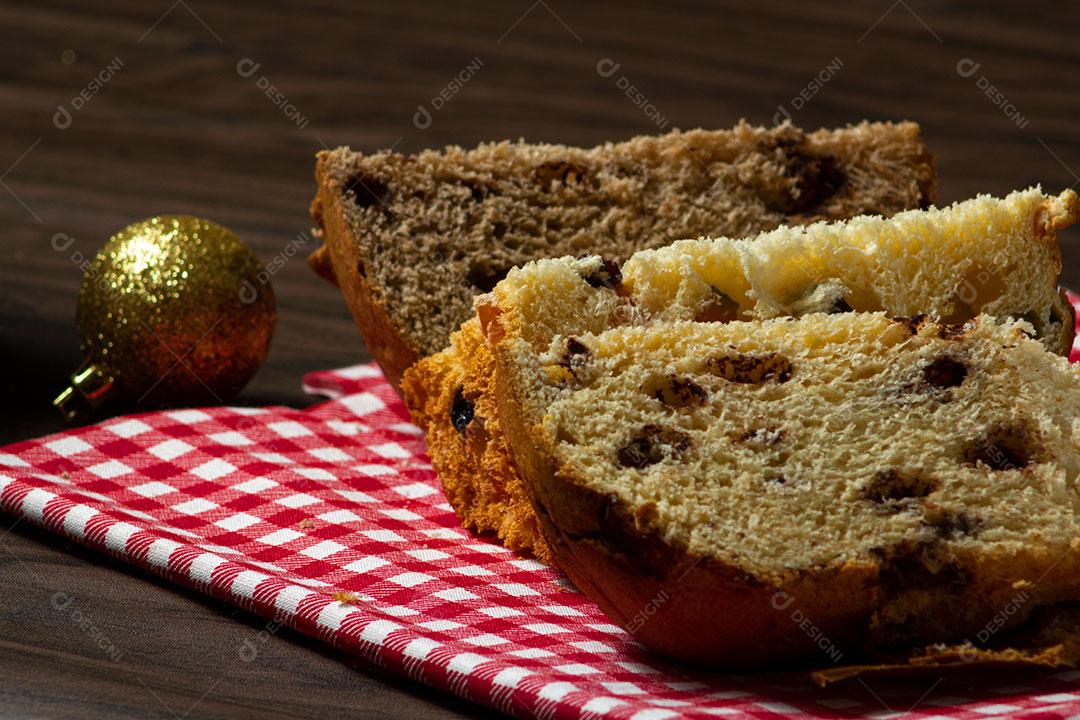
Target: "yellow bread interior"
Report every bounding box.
[404,187,1077,568]
[496,187,1077,354]
[502,313,1080,576]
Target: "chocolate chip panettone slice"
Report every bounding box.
[310,120,935,390]
[403,188,1078,562]
[493,312,1080,667]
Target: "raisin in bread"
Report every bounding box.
[310,120,935,389]
[493,312,1080,667]
[403,188,1078,562]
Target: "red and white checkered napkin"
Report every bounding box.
[3,297,1080,720]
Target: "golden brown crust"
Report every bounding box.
[312,152,418,391]
[306,245,337,284]
[403,321,553,562]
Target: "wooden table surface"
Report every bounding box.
[1,1,1078,717]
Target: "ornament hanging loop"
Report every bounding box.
[53,361,116,423]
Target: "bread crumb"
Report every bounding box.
[298,518,316,530]
[332,591,359,605]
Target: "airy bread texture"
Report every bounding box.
[310,121,935,389]
[625,188,1076,348]
[494,312,1080,667]
[403,188,1078,562]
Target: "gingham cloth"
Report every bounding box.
[3,297,1080,720]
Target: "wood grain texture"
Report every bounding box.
[0,520,503,719]
[0,0,1078,716]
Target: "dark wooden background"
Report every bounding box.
[1,1,1078,717]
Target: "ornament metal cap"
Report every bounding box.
[53,361,116,422]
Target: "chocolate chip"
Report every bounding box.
[581,258,622,290]
[965,421,1044,471]
[617,425,690,469]
[761,147,847,215]
[707,352,793,384]
[449,388,474,434]
[562,337,591,372]
[975,443,1030,471]
[828,297,854,314]
[925,509,982,539]
[492,221,508,240]
[861,469,939,506]
[618,437,657,469]
[892,314,928,334]
[694,287,740,323]
[940,321,973,340]
[536,160,587,188]
[344,174,391,209]
[923,357,969,389]
[789,153,846,214]
[642,374,707,409]
[565,337,589,356]
[870,541,970,593]
[466,263,510,293]
[356,259,367,278]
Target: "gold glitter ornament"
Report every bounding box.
[54,216,276,420]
